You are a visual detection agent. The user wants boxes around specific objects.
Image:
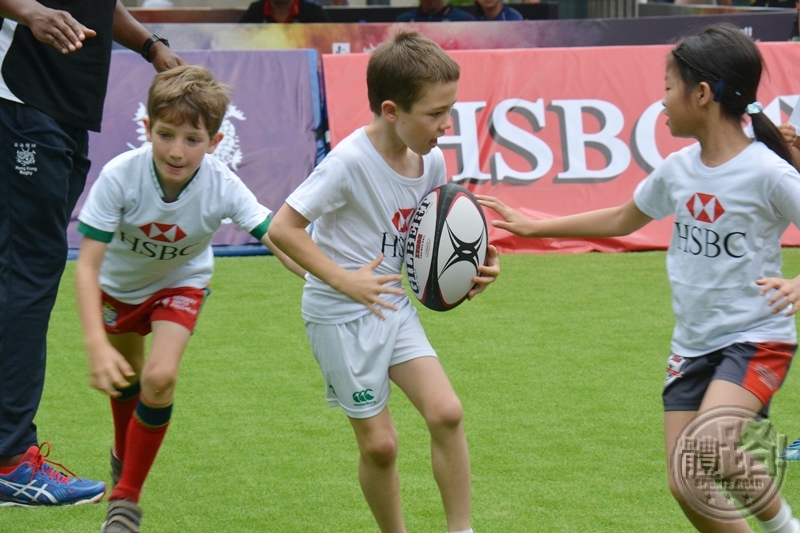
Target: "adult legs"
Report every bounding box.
[0,100,89,461]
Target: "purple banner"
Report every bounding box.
[69,49,320,249]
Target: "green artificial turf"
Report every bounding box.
[4,250,800,532]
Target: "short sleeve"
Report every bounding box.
[286,156,349,223]
[224,176,272,236]
[77,172,125,234]
[633,166,674,221]
[770,169,800,228]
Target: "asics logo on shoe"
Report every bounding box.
[352,389,375,406]
[0,477,64,505]
[0,444,106,507]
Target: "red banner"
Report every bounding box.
[323,43,800,253]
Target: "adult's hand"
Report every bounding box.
[1,1,96,53]
[148,43,186,73]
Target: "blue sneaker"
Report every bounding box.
[0,443,106,506]
[783,438,800,461]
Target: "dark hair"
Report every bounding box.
[671,23,795,168]
[367,31,460,115]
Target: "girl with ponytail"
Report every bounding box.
[478,23,800,533]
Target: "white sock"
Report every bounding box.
[449,530,473,533]
[759,499,799,533]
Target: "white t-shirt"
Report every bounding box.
[634,141,800,356]
[78,145,271,304]
[287,127,447,324]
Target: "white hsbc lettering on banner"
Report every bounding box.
[441,95,799,185]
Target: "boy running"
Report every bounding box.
[268,31,499,533]
[74,65,303,533]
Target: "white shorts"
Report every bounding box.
[305,299,437,419]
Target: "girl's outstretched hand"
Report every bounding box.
[756,275,800,316]
[476,195,535,238]
[468,245,500,300]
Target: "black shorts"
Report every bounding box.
[662,342,796,417]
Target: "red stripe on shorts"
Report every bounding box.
[741,342,795,405]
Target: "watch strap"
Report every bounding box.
[140,34,169,62]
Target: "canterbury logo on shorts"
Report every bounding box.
[352,389,375,406]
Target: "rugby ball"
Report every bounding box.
[404,183,488,312]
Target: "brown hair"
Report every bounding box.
[367,31,460,115]
[147,65,230,136]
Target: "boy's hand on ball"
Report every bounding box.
[335,254,404,320]
[468,245,500,300]
[476,195,534,238]
[756,275,800,316]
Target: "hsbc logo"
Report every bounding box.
[139,223,187,243]
[381,208,416,259]
[674,193,745,258]
[392,208,414,233]
[120,229,201,261]
[686,193,725,223]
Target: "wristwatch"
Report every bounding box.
[140,34,169,62]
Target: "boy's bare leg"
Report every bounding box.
[349,408,405,533]
[141,320,191,403]
[390,356,471,532]
[107,332,145,376]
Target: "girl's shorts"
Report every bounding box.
[101,287,209,336]
[663,341,796,416]
[305,299,436,419]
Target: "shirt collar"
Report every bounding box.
[150,158,198,202]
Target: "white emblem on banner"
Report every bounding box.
[128,102,246,170]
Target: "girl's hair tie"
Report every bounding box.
[713,79,725,102]
[745,102,763,115]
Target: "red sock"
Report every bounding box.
[110,397,172,503]
[110,395,139,460]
